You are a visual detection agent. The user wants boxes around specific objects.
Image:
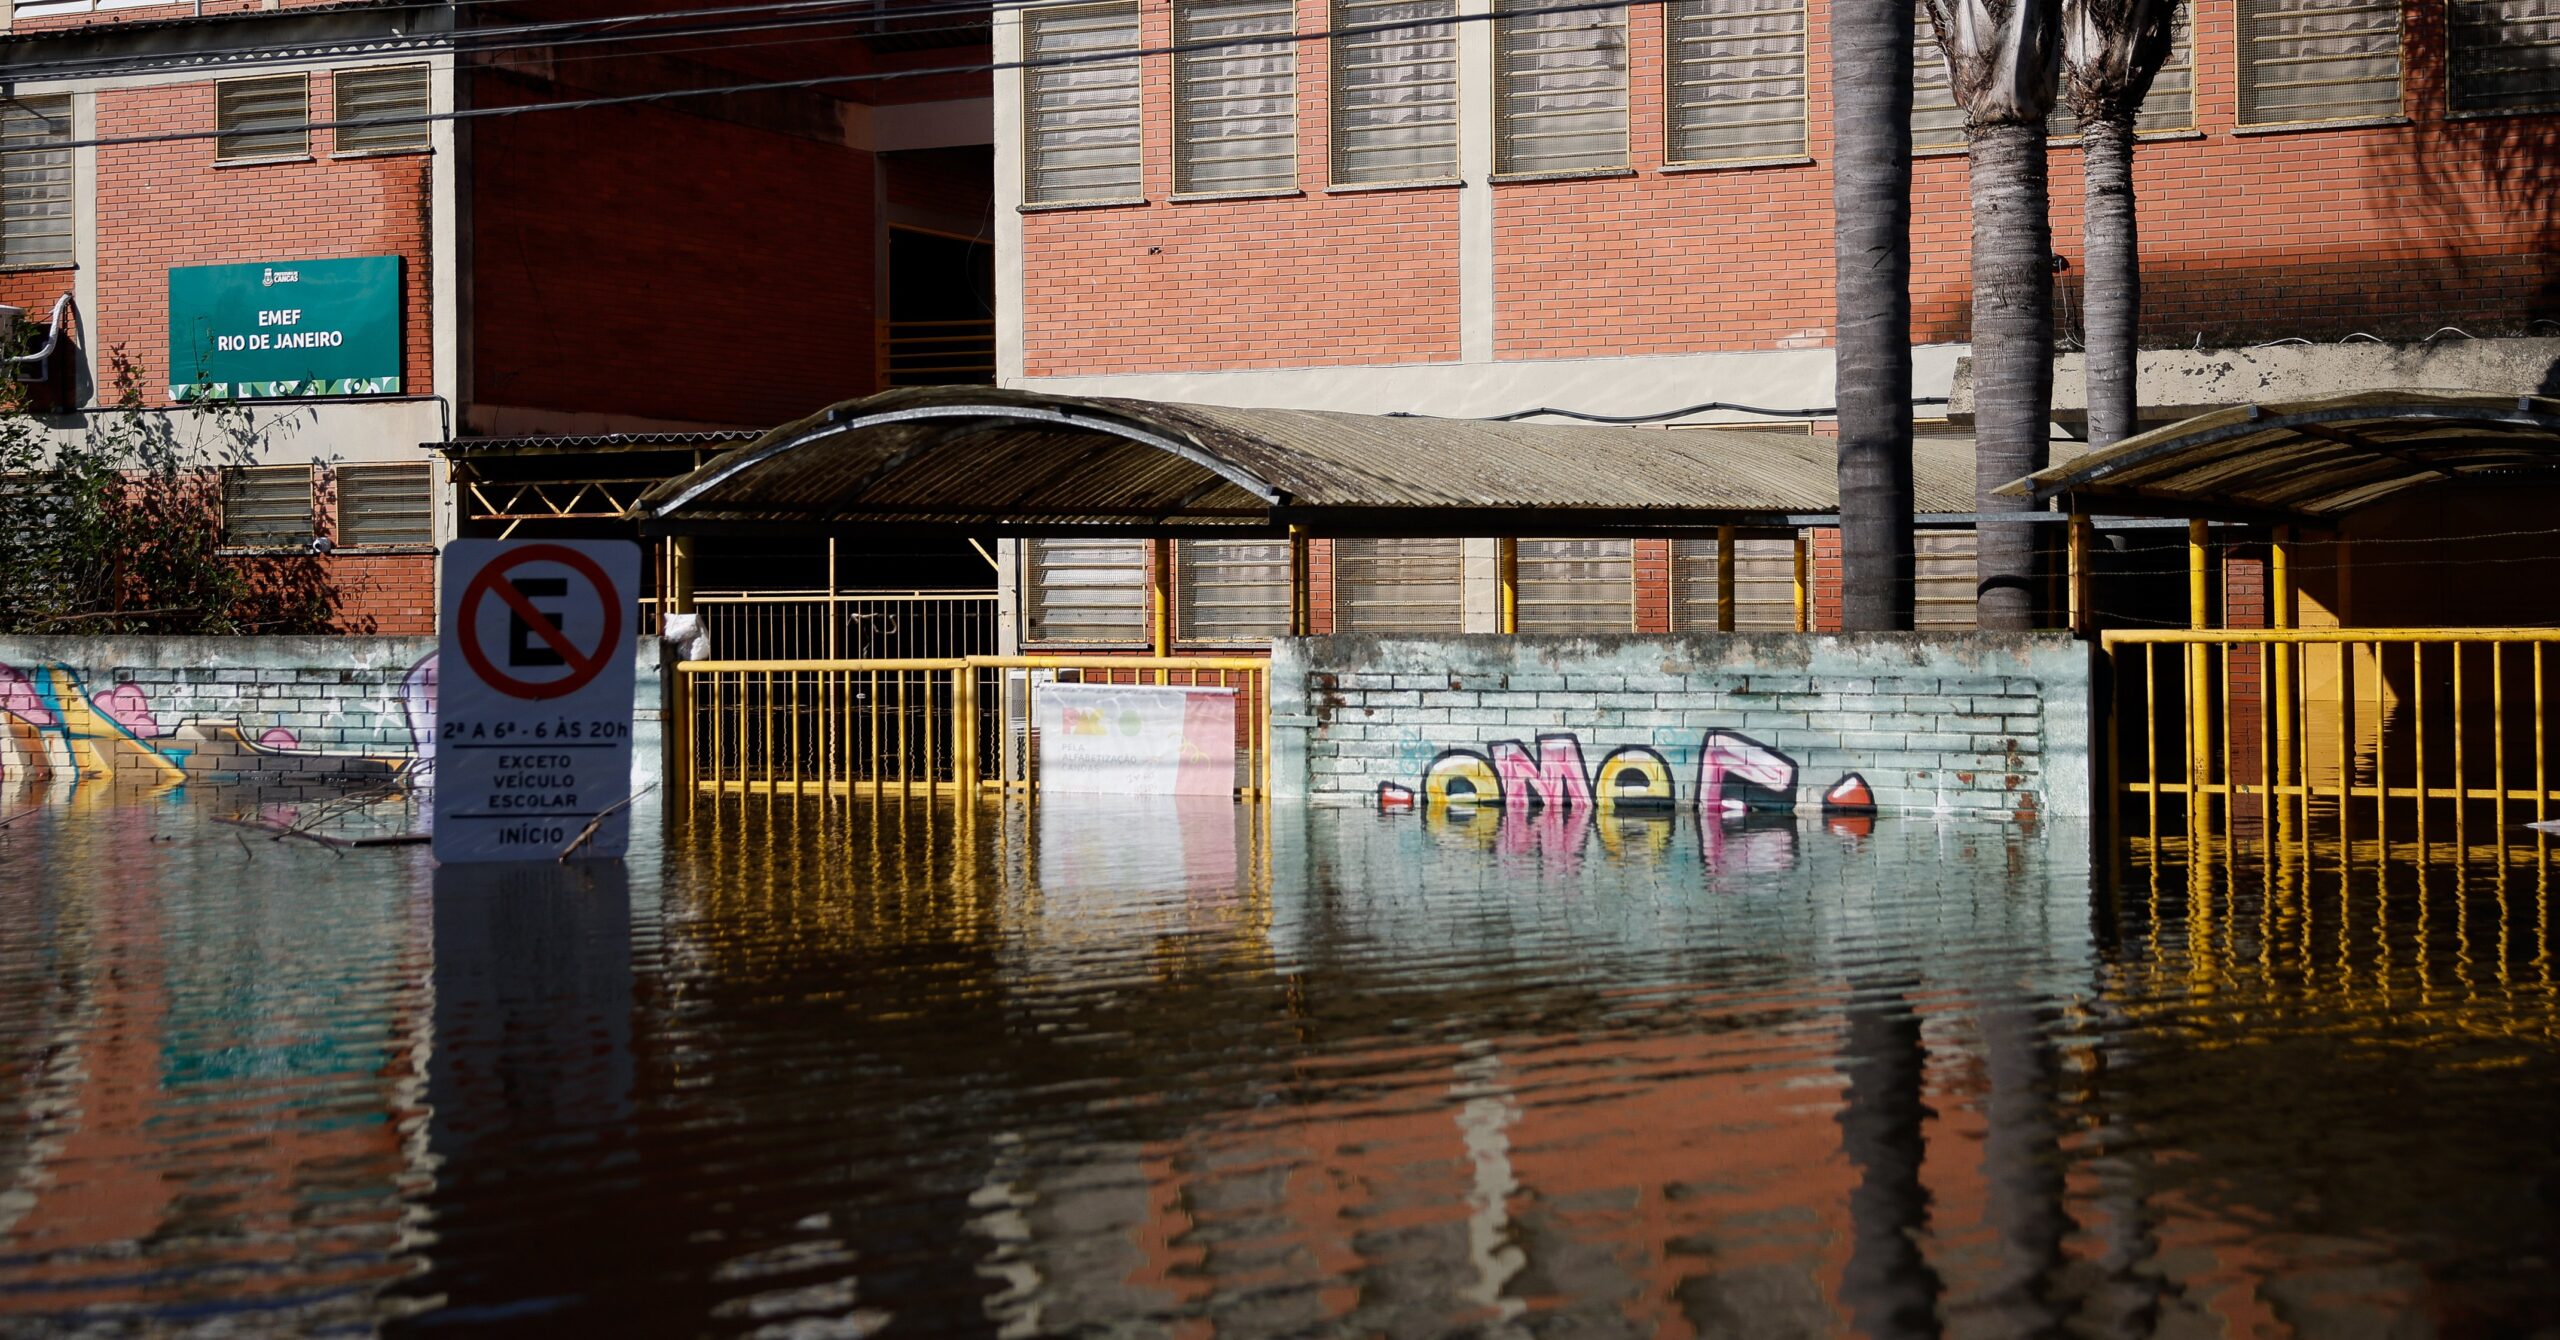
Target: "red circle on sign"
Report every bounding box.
[457,545,624,701]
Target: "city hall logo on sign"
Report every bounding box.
[167,256,402,400]
[435,540,641,865]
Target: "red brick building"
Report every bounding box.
[987,0,2560,645]
[0,0,994,633]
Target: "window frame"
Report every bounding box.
[1020,536,1153,647]
[0,95,75,270]
[1172,0,1301,196]
[331,63,434,157]
[2446,0,2560,117]
[1670,531,1802,632]
[333,462,435,549]
[221,464,315,550]
[1333,536,1467,634]
[1513,537,1635,634]
[1174,537,1292,646]
[1022,1,1148,207]
[2234,0,2405,129]
[1329,0,1462,186]
[1493,0,1631,177]
[1662,0,1810,168]
[214,73,311,163]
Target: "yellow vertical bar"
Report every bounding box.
[955,664,979,791]
[2067,514,2091,636]
[2417,643,2431,851]
[707,669,723,794]
[1498,536,1520,635]
[1792,531,1809,633]
[1716,526,1736,632]
[2374,641,2387,847]
[2145,643,2160,841]
[2218,641,2233,830]
[1151,538,1174,684]
[869,668,881,785]
[2494,642,2508,828]
[2334,640,2351,848]
[2188,520,2211,830]
[2537,643,2548,828]
[789,669,803,795]
[763,668,776,794]
[898,670,912,797]
[2453,642,2467,817]
[2102,638,2121,848]
[1288,524,1311,637]
[2270,528,2295,812]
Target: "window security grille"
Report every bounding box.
[1495,0,1628,174]
[1912,15,1966,152]
[0,98,73,268]
[1915,529,1978,629]
[1025,537,1150,642]
[216,75,309,161]
[1666,0,1807,164]
[1515,538,1633,633]
[2236,0,2401,126]
[1672,535,1799,631]
[2049,9,2196,136]
[224,466,312,547]
[336,464,433,547]
[1177,539,1290,642]
[334,65,432,154]
[2449,0,2560,114]
[1025,3,1144,203]
[1334,537,1465,632]
[1175,0,1298,193]
[1331,0,1459,183]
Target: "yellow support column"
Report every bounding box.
[2188,519,2213,825]
[1151,537,1173,683]
[1792,531,1809,633]
[2068,514,2092,636]
[1288,524,1311,637]
[2271,527,2297,810]
[1497,537,1520,635]
[1717,525,1737,632]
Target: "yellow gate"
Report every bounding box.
[2102,628,2560,844]
[674,655,1272,800]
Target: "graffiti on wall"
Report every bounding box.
[1375,730,1875,819]
[0,654,438,795]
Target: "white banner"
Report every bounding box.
[1035,682,1236,796]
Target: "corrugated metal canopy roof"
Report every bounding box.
[439,430,763,455]
[631,387,1993,535]
[2003,390,2560,520]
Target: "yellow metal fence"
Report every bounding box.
[676,655,1272,800]
[2103,628,2560,844]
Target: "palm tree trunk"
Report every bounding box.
[1834,0,1918,632]
[1968,118,2054,631]
[2080,113,2139,448]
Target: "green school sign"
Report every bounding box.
[166,256,403,400]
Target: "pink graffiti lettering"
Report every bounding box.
[1490,735,1594,810]
[93,684,160,739]
[0,663,54,727]
[258,727,301,751]
[1696,732,1796,820]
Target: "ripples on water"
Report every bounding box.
[1,792,2556,1337]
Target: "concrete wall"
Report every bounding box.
[0,635,662,796]
[1269,633,2094,819]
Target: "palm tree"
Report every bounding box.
[1925,0,2062,630]
[2063,0,2177,448]
[1835,0,1919,632]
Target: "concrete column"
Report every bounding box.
[993,6,1027,385]
[1462,537,1500,633]
[1455,0,1496,364]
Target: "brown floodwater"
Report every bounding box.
[1,791,2556,1337]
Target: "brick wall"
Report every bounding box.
[324,553,435,635]
[467,73,880,428]
[1021,0,2559,372]
[1269,632,2094,817]
[96,76,434,406]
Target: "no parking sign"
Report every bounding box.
[434,540,640,864]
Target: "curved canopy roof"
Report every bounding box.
[631,387,1989,535]
[2002,390,2560,520]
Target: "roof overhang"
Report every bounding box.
[2000,390,2560,522]
[629,387,1995,537]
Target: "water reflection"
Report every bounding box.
[0,795,2555,1334]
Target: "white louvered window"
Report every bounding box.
[223,466,312,548]
[216,75,309,162]
[1025,3,1144,204]
[1495,0,1628,174]
[334,64,431,154]
[1331,0,1459,184]
[2050,9,2195,136]
[1672,535,1798,631]
[1175,0,1298,194]
[1515,538,1632,633]
[1177,539,1290,643]
[2237,0,2402,126]
[1335,537,1464,632]
[0,97,73,269]
[336,464,433,547]
[2450,0,2560,114]
[1024,538,1149,643]
[1912,14,1966,152]
[1915,529,1978,629]
[1666,0,1807,164]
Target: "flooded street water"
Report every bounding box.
[3,794,2557,1337]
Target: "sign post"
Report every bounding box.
[434,540,641,864]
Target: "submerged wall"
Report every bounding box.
[1269,633,2094,819]
[0,635,661,797]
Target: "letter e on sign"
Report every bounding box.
[435,540,641,865]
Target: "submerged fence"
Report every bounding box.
[2102,628,2560,845]
[676,655,1271,800]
